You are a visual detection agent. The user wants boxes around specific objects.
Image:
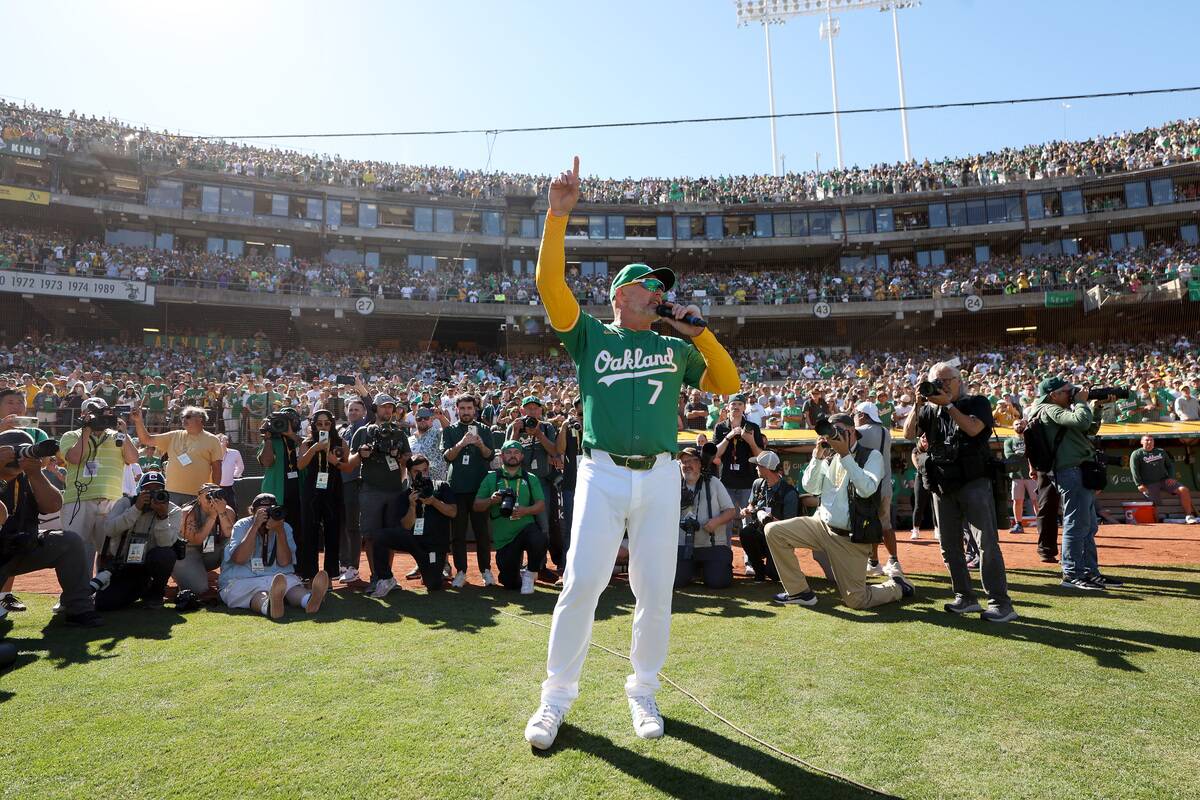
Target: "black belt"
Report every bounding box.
[584,448,669,471]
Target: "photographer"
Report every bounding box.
[0,386,55,613]
[441,394,495,588]
[766,415,914,610]
[1131,435,1199,524]
[175,483,235,594]
[675,447,736,589]
[347,394,411,584]
[368,455,456,597]
[740,450,800,583]
[130,405,223,504]
[473,441,547,595]
[0,430,99,627]
[256,407,303,556]
[903,363,1015,622]
[855,401,903,579]
[60,397,139,574]
[1031,378,1124,590]
[713,394,765,575]
[219,493,329,618]
[337,397,370,582]
[297,409,348,579]
[505,396,561,578]
[94,471,182,609]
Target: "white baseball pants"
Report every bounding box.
[540,450,680,708]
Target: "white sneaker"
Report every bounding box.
[443,563,452,578]
[51,599,63,614]
[452,571,468,588]
[525,703,567,750]
[910,528,920,540]
[744,564,757,578]
[1187,515,1199,525]
[520,569,535,595]
[866,561,884,577]
[371,577,397,599]
[628,695,664,739]
[882,560,904,579]
[404,566,421,580]
[482,569,496,587]
[338,567,359,583]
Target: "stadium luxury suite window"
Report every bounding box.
[415,207,434,232]
[1150,178,1176,205]
[674,215,706,240]
[508,215,537,238]
[220,187,253,217]
[723,215,754,238]
[379,205,412,229]
[771,212,808,237]
[754,214,773,237]
[1181,223,1199,244]
[360,203,378,228]
[146,179,182,209]
[927,203,947,228]
[874,207,894,233]
[607,216,626,239]
[482,211,502,236]
[455,210,482,234]
[202,185,221,214]
[844,209,875,236]
[435,208,454,233]
[1060,189,1084,216]
[1124,181,1149,209]
[623,216,656,239]
[656,215,673,239]
[891,205,927,231]
[705,215,724,240]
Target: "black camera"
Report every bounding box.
[523,415,539,430]
[87,413,120,431]
[680,516,700,560]
[372,421,404,452]
[496,488,518,517]
[1093,450,1122,466]
[813,416,842,441]
[266,504,287,521]
[5,438,59,467]
[263,412,293,435]
[142,489,170,504]
[680,484,696,510]
[917,379,943,397]
[204,489,224,502]
[1076,386,1132,402]
[410,473,434,499]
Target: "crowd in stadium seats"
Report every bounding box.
[2,221,1196,304]
[4,99,1200,203]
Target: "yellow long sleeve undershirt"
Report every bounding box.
[536,211,740,395]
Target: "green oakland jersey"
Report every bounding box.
[143,383,168,411]
[557,313,706,457]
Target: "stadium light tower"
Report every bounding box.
[735,0,920,170]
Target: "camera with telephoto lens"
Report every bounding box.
[5,438,59,467]
[410,473,434,499]
[680,516,700,560]
[917,379,944,398]
[1075,386,1132,402]
[266,505,287,521]
[496,487,518,517]
[522,415,538,430]
[87,412,120,431]
[812,415,842,441]
[372,421,404,452]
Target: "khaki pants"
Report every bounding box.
[765,516,902,609]
[62,497,117,576]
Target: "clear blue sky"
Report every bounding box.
[5,0,1199,179]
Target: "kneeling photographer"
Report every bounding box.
[219,493,329,619]
[473,441,546,595]
[739,450,801,583]
[765,414,914,610]
[257,407,303,548]
[369,455,457,597]
[1030,378,1123,591]
[94,471,183,609]
[0,431,99,627]
[903,363,1015,623]
[174,484,235,595]
[675,446,737,590]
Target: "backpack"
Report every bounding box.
[1023,412,1067,473]
[847,446,883,544]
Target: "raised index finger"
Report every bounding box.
[572,155,580,180]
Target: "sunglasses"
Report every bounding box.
[634,278,666,293]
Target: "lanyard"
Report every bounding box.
[259,529,276,566]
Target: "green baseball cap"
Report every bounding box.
[1037,376,1071,401]
[500,440,525,453]
[609,263,676,302]
[520,396,542,407]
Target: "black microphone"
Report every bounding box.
[655,304,707,329]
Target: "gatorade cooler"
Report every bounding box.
[1122,501,1155,525]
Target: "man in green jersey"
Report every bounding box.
[524,157,741,751]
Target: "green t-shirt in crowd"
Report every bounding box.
[781,405,804,430]
[441,421,496,494]
[475,468,544,549]
[143,383,168,411]
[876,401,895,428]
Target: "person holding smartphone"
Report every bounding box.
[440,394,495,588]
[297,409,349,580]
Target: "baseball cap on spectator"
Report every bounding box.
[137,471,166,491]
[500,440,525,453]
[749,451,781,471]
[1037,377,1071,400]
[373,393,397,407]
[899,393,912,403]
[81,397,109,414]
[520,396,542,407]
[251,492,278,508]
[415,408,433,419]
[609,263,676,301]
[731,393,748,403]
[679,446,701,460]
[854,402,882,424]
[0,429,34,448]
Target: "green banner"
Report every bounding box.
[1044,290,1077,308]
[1188,279,1200,301]
[143,334,255,351]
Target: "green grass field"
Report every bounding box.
[2,564,1198,800]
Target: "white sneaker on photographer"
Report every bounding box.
[520,569,535,595]
[482,569,496,587]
